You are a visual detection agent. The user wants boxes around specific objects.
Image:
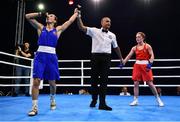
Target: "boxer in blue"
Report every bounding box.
[25,9,78,116]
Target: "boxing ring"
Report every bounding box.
[0,51,180,121]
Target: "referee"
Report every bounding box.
[77,12,123,111]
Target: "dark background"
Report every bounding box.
[0,0,180,95]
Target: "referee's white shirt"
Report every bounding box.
[86,27,118,54]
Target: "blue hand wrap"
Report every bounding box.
[118,63,124,69]
[146,62,153,70]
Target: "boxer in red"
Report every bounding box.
[123,32,164,107]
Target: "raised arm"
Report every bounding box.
[25,12,44,31]
[17,46,31,58]
[77,11,88,33]
[123,46,135,65]
[56,8,78,33]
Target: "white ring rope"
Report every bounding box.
[0,51,33,61]
[0,51,180,89]
[0,60,31,69]
[1,75,180,79]
[1,84,180,87]
[58,59,180,62]
[1,61,180,70]
[58,66,180,70]
[0,76,31,79]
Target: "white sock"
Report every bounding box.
[155,95,160,99]
[134,96,138,101]
[32,100,38,108]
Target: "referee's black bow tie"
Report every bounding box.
[102,29,108,33]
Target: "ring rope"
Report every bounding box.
[0,60,31,69]
[58,59,180,62]
[0,51,180,90]
[1,75,180,79]
[1,84,180,87]
[59,66,180,70]
[1,60,180,70]
[0,51,33,61]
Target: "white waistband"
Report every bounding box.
[37,46,56,54]
[135,60,149,64]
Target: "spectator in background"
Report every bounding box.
[177,86,180,96]
[63,89,73,95]
[119,86,131,96]
[79,88,90,95]
[157,87,162,96]
[13,41,32,97]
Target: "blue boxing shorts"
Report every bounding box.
[33,52,60,80]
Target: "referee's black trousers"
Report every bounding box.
[90,53,111,105]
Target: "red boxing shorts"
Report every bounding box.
[132,60,153,82]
